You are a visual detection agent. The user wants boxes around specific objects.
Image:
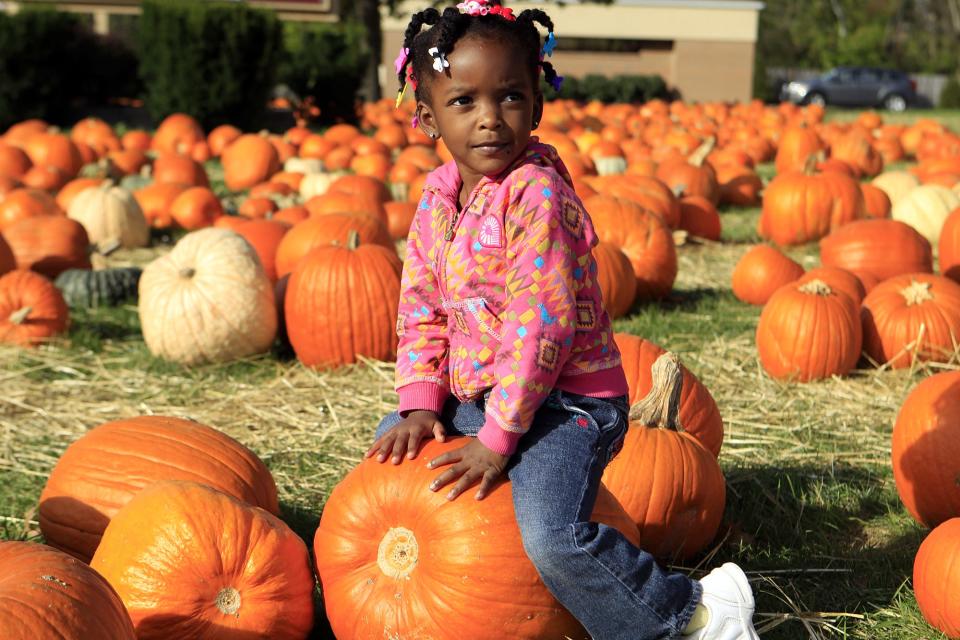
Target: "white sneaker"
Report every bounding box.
[685,563,760,640]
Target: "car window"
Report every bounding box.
[859,69,880,83]
[836,69,854,83]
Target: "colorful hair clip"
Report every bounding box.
[457,0,490,16]
[394,47,409,75]
[542,32,558,57]
[395,84,407,109]
[549,74,564,92]
[489,5,515,20]
[411,114,420,129]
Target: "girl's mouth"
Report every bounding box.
[473,142,509,155]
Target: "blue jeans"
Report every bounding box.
[375,389,702,639]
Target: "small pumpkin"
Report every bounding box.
[594,241,636,320]
[731,244,805,306]
[314,436,638,640]
[601,353,725,560]
[2,215,91,277]
[775,126,824,174]
[914,518,960,637]
[892,184,960,244]
[168,186,224,230]
[90,481,315,640]
[68,183,149,249]
[861,274,960,369]
[0,541,136,640]
[756,278,862,382]
[286,231,401,368]
[151,113,204,155]
[0,269,69,346]
[138,228,277,364]
[151,152,209,188]
[871,170,919,206]
[860,183,892,219]
[221,134,281,191]
[892,371,960,530]
[819,218,932,283]
[54,267,142,308]
[39,415,280,562]
[655,137,720,205]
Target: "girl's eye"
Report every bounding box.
[450,96,472,106]
[504,93,524,102]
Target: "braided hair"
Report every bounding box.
[396,2,561,104]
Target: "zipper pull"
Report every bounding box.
[444,227,454,241]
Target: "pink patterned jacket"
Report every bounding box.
[395,140,628,456]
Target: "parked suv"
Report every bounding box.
[779,67,918,111]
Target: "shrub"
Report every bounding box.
[940,76,960,109]
[138,0,283,130]
[276,21,366,125]
[542,73,668,104]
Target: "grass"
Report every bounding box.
[2,110,958,639]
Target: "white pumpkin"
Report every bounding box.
[283,157,323,175]
[299,170,348,201]
[871,171,920,206]
[68,183,149,248]
[138,228,277,364]
[892,185,960,244]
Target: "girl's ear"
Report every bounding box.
[417,101,439,138]
[532,92,544,130]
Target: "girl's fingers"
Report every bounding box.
[406,431,422,459]
[389,434,409,464]
[373,436,395,462]
[426,449,460,469]
[474,469,501,500]
[428,463,465,492]
[446,470,481,501]
[432,422,446,442]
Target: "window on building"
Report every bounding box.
[554,38,673,54]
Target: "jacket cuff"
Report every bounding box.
[478,416,523,457]
[397,382,448,417]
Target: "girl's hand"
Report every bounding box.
[365,410,446,464]
[427,439,510,501]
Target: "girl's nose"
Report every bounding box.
[478,102,503,130]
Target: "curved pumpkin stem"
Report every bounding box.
[798,278,833,296]
[802,154,820,176]
[689,136,716,167]
[901,279,934,306]
[628,352,684,431]
[347,230,360,250]
[8,306,32,325]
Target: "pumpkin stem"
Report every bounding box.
[377,526,419,579]
[8,306,32,325]
[96,238,122,257]
[627,352,684,431]
[347,230,360,250]
[689,136,716,167]
[215,587,241,615]
[179,267,196,279]
[798,278,833,296]
[802,154,819,176]
[901,279,934,306]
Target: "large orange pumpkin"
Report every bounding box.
[601,353,725,560]
[151,113,204,155]
[0,142,32,178]
[655,138,720,205]
[594,241,636,319]
[796,266,867,305]
[285,232,402,368]
[168,186,224,230]
[23,132,83,179]
[385,201,417,241]
[0,541,136,640]
[91,481,315,640]
[39,414,280,562]
[304,190,389,227]
[731,244,805,306]
[892,371,960,529]
[914,518,960,638]
[314,437,639,640]
[133,182,187,229]
[758,160,865,246]
[275,212,393,278]
[678,195,721,241]
[0,269,69,346]
[775,126,824,174]
[756,278,862,382]
[586,195,677,300]
[860,183,892,219]
[2,215,91,277]
[830,130,884,178]
[940,206,960,282]
[861,274,960,369]
[0,188,62,231]
[614,333,723,456]
[819,218,932,283]
[152,152,209,187]
[214,218,289,283]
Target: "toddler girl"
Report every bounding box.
[367,2,760,638]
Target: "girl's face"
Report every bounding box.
[416,35,543,203]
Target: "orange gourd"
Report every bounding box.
[614,333,723,456]
[168,186,224,230]
[861,274,960,369]
[601,353,725,560]
[90,481,314,640]
[820,218,932,283]
[285,232,402,368]
[892,372,960,530]
[314,436,639,639]
[593,241,636,319]
[914,518,960,637]
[0,269,69,346]
[221,134,280,191]
[731,245,805,306]
[756,278,862,381]
[39,415,280,562]
[0,541,136,640]
[3,215,91,277]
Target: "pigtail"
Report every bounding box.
[515,8,555,35]
[397,9,441,90]
[433,8,470,62]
